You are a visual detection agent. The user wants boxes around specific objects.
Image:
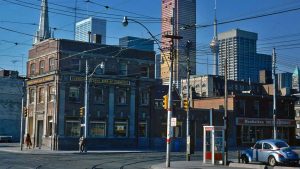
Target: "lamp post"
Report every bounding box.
[84,60,104,152]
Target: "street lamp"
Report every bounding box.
[83,60,105,152]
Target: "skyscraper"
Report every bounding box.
[161,0,196,88]
[75,17,106,44]
[119,36,154,52]
[293,66,300,92]
[33,0,51,44]
[218,29,272,83]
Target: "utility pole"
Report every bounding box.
[164,8,182,168]
[84,59,89,152]
[186,40,191,161]
[20,80,25,151]
[223,44,228,165]
[272,48,277,139]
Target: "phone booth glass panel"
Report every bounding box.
[203,126,224,165]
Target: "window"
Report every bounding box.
[114,121,128,137]
[65,120,80,136]
[117,89,126,104]
[90,122,106,137]
[29,89,35,104]
[94,88,104,104]
[138,122,147,137]
[173,122,182,138]
[161,122,167,137]
[48,116,53,136]
[49,86,56,102]
[49,58,56,71]
[140,91,149,105]
[254,142,262,149]
[297,123,300,129]
[30,63,36,75]
[238,100,246,115]
[119,63,127,75]
[254,101,260,117]
[69,87,80,102]
[39,60,45,74]
[297,110,300,117]
[263,143,272,150]
[38,87,45,103]
[140,66,149,77]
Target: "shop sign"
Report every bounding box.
[27,75,55,85]
[236,117,295,126]
[70,76,130,85]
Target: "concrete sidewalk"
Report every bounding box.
[0,143,149,154]
[150,161,241,169]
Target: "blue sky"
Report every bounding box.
[0,0,300,76]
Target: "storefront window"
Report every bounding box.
[161,122,167,138]
[90,122,106,137]
[138,122,147,137]
[69,87,80,102]
[65,120,80,136]
[114,121,128,137]
[48,116,53,136]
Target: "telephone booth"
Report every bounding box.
[203,126,225,165]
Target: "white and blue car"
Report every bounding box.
[240,139,299,167]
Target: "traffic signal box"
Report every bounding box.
[183,99,189,111]
[163,95,168,109]
[80,107,85,117]
[23,107,27,117]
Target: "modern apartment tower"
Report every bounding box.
[75,17,106,44]
[161,0,196,88]
[218,29,272,83]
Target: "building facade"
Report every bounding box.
[75,17,106,44]
[193,94,296,147]
[155,54,161,79]
[25,39,155,150]
[277,72,292,90]
[218,29,272,83]
[295,94,300,141]
[293,66,300,92]
[0,70,23,142]
[161,0,196,88]
[119,36,154,52]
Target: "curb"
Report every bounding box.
[274,167,300,169]
[229,163,267,169]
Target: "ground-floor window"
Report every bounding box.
[138,122,147,137]
[48,116,53,136]
[173,121,182,138]
[65,120,80,136]
[90,121,106,137]
[161,122,167,137]
[114,121,128,137]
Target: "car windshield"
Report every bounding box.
[275,141,289,148]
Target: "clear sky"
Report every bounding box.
[0,0,300,76]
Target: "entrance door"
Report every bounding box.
[37,120,43,148]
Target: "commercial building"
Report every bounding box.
[0,70,23,142]
[25,39,155,150]
[119,36,154,52]
[293,66,300,92]
[193,94,296,147]
[75,17,106,44]
[218,29,272,83]
[277,72,292,90]
[161,0,196,88]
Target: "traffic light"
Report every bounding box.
[183,99,189,111]
[80,107,85,117]
[163,95,168,109]
[23,107,27,117]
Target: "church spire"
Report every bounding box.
[33,0,50,44]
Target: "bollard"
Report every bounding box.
[237,149,240,163]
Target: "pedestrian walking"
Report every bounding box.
[25,133,32,149]
[79,136,86,153]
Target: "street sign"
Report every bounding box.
[81,124,85,127]
[171,117,177,127]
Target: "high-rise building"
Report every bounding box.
[161,0,196,88]
[75,17,106,44]
[293,66,300,92]
[119,36,154,52]
[277,72,292,90]
[33,0,51,44]
[218,29,272,83]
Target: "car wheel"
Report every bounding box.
[268,156,277,167]
[241,155,249,164]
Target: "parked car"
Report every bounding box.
[240,139,299,167]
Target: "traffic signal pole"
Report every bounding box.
[84,59,89,152]
[20,81,25,151]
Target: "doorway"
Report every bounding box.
[37,120,43,148]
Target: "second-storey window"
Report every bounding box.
[140,66,149,77]
[94,88,104,104]
[119,62,127,75]
[30,63,36,75]
[49,58,56,71]
[39,60,45,74]
[29,89,35,104]
[49,86,56,102]
[117,89,126,104]
[140,91,149,105]
[69,87,80,102]
[38,87,45,103]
